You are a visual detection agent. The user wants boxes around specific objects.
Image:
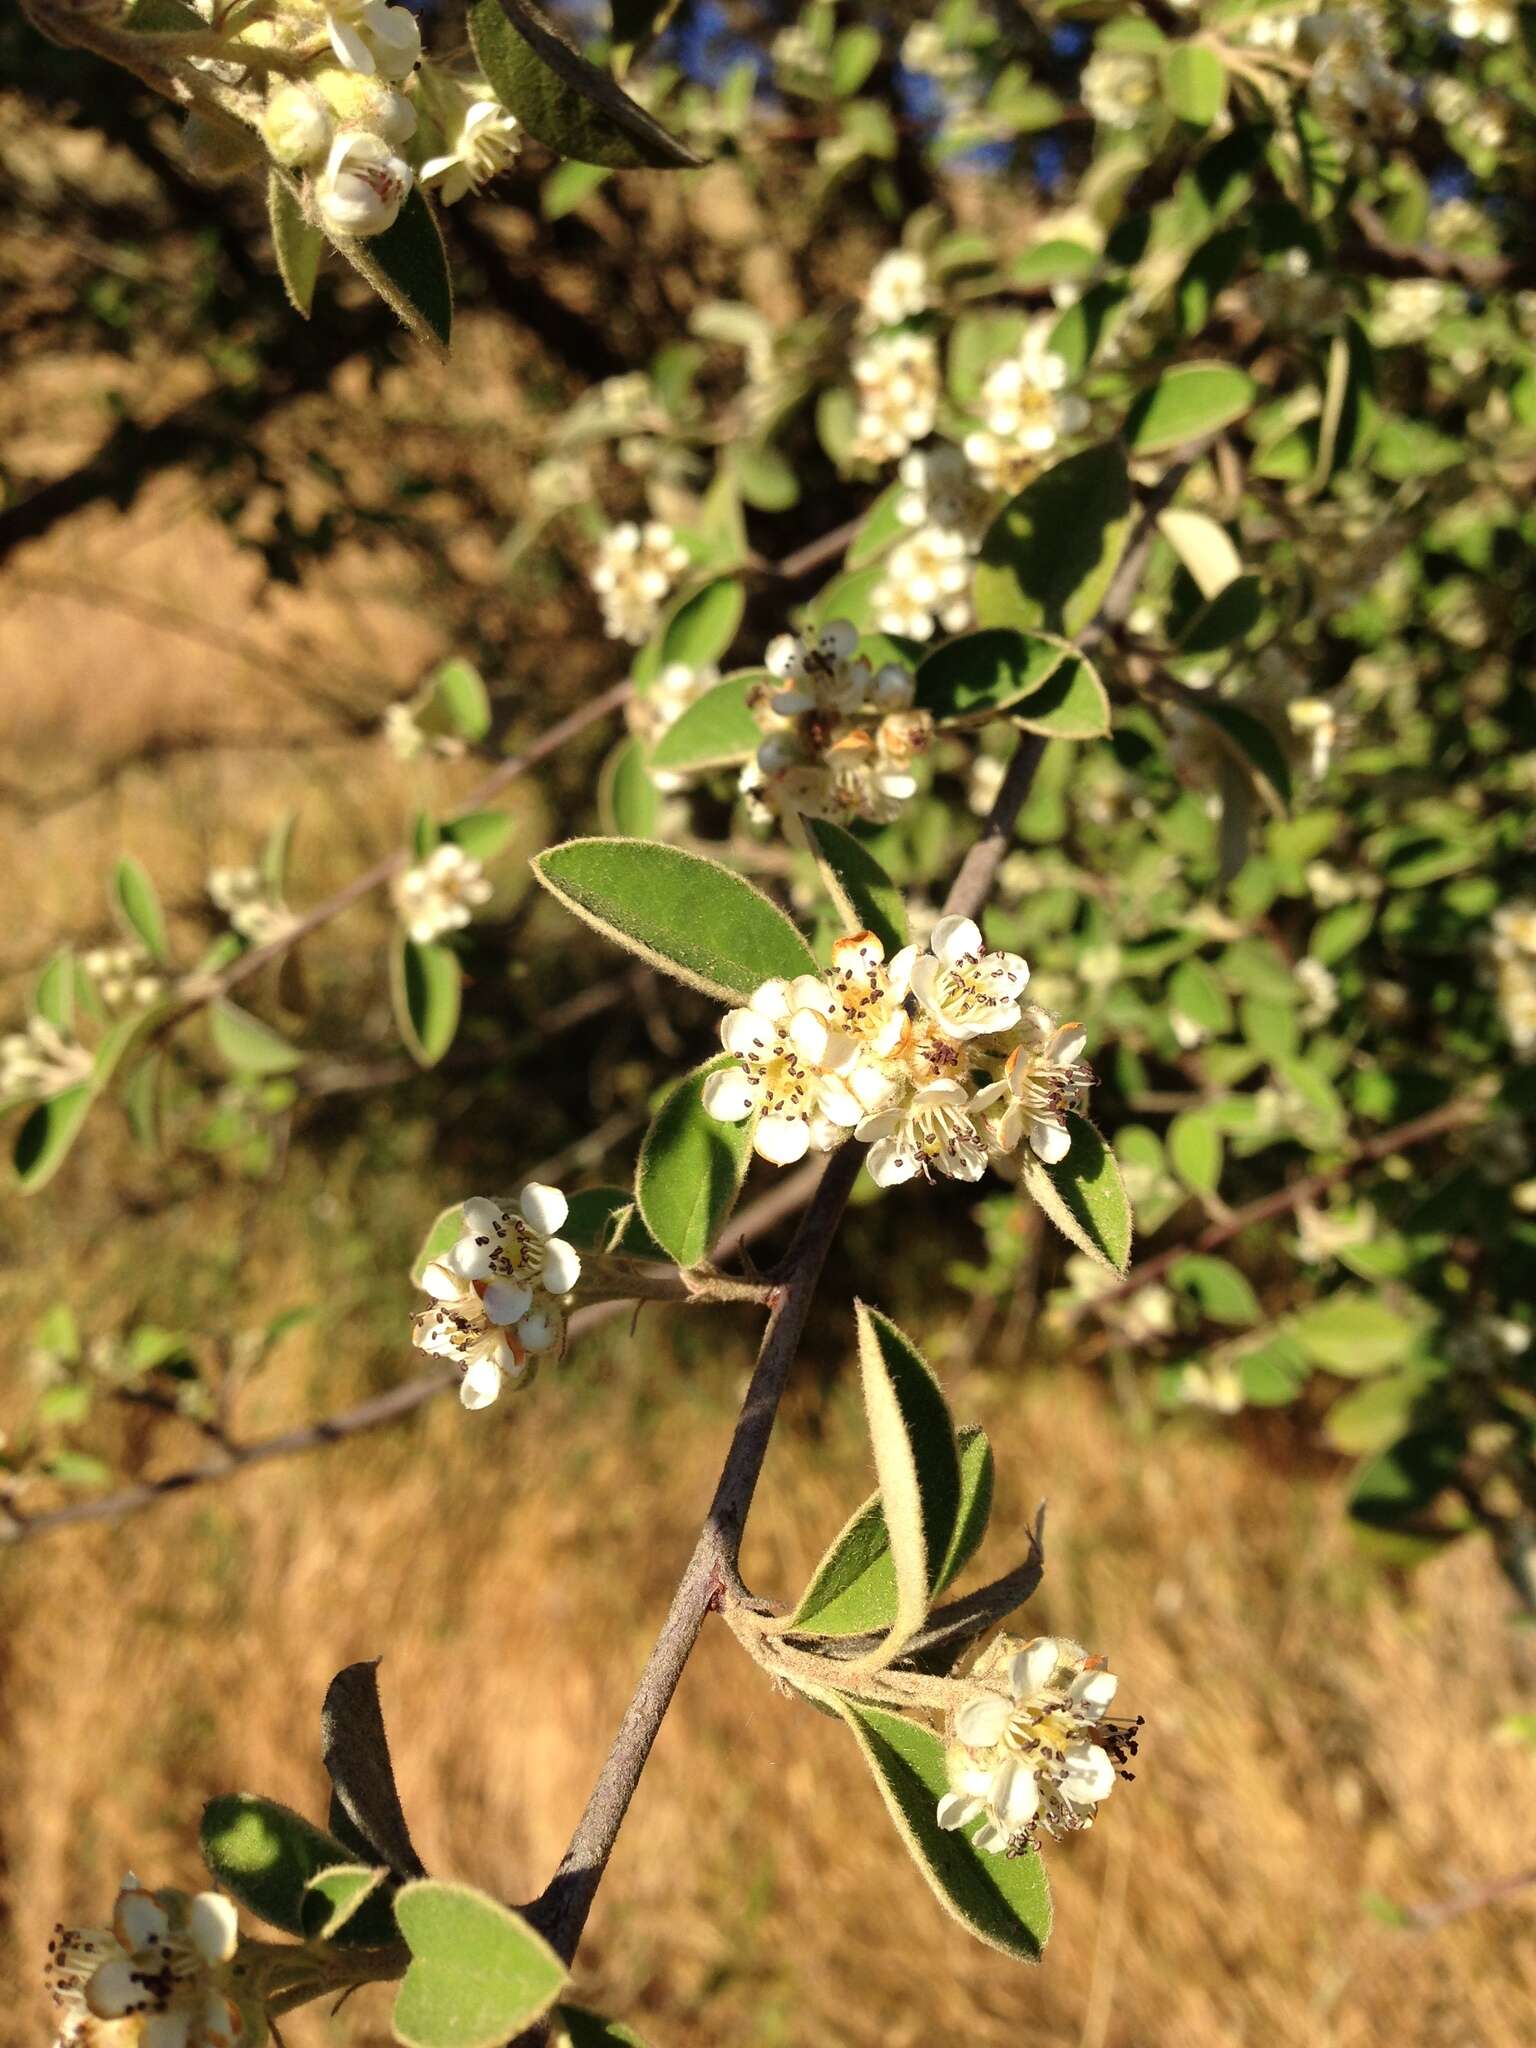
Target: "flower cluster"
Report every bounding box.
[589,522,689,644]
[739,622,932,833]
[48,1877,243,2048]
[1372,277,1460,348]
[1079,47,1159,132]
[963,321,1088,495]
[849,332,941,464]
[83,944,165,1012]
[861,250,932,330]
[207,867,296,948]
[412,1187,582,1407]
[1443,0,1517,40]
[259,6,420,239]
[392,843,492,945]
[872,446,992,643]
[1490,901,1536,1055]
[0,1016,93,1100]
[938,1635,1139,1856]
[703,916,1092,1187]
[1302,11,1413,135]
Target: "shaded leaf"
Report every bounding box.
[598,737,661,838]
[914,630,1067,723]
[392,939,462,1070]
[13,1085,93,1192]
[200,1795,356,1936]
[802,817,908,959]
[1125,364,1257,454]
[321,1661,425,1880]
[342,188,453,351]
[635,1056,754,1266]
[302,1865,397,1948]
[267,172,322,317]
[973,444,1132,638]
[649,676,760,773]
[210,1000,304,1077]
[1019,1115,1132,1275]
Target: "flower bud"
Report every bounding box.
[262,83,333,167]
[315,131,412,238]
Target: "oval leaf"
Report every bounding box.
[113,857,169,964]
[1011,654,1110,739]
[392,938,463,1070]
[393,1881,567,2048]
[649,676,760,774]
[1125,363,1257,454]
[635,1055,754,1266]
[973,444,1132,637]
[1177,696,1291,812]
[267,171,322,317]
[13,1084,93,1192]
[820,1697,1051,1962]
[1165,44,1228,127]
[1018,1114,1132,1275]
[302,1865,397,1947]
[914,630,1068,723]
[532,839,816,1002]
[658,576,745,668]
[200,1795,357,1935]
[801,817,908,960]
[598,737,661,838]
[340,187,453,352]
[852,1303,962,1668]
[467,0,703,169]
[210,1000,304,1077]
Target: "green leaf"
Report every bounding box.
[831,21,881,94]
[200,1796,357,1936]
[845,482,907,569]
[1311,902,1374,966]
[658,576,746,668]
[560,1186,666,1259]
[1178,574,1263,654]
[1325,1368,1438,1455]
[1010,655,1111,739]
[393,1882,567,2048]
[267,172,322,317]
[786,1426,992,1637]
[343,188,453,352]
[635,1056,753,1266]
[442,811,514,862]
[821,1699,1051,1962]
[1168,957,1232,1037]
[532,839,815,1002]
[973,444,1132,638]
[1347,1431,1458,1532]
[914,630,1067,723]
[112,857,169,964]
[1167,1108,1223,1196]
[1289,1292,1418,1378]
[13,1085,93,1192]
[1170,1254,1260,1326]
[1165,44,1227,127]
[1177,697,1291,813]
[1125,364,1257,454]
[649,676,760,773]
[302,1865,396,1947]
[555,2008,651,2048]
[34,950,76,1034]
[598,738,661,837]
[425,660,493,743]
[801,818,907,959]
[410,1203,467,1288]
[467,0,703,169]
[210,1000,304,1077]
[392,939,463,1070]
[542,158,612,218]
[1019,1115,1133,1275]
[852,1304,962,1666]
[321,1661,425,1881]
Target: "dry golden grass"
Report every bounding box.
[3,403,1533,2048]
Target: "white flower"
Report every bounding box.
[1295,956,1338,1027]
[974,1014,1089,1164]
[412,1187,580,1408]
[589,521,689,644]
[702,977,890,1165]
[964,321,1088,494]
[1080,48,1159,130]
[823,929,917,1062]
[744,625,928,831]
[1446,0,1515,40]
[1179,1361,1245,1414]
[938,1634,1137,1854]
[392,843,492,945]
[849,331,940,464]
[206,866,296,947]
[763,618,874,715]
[1286,696,1339,781]
[0,1016,94,1100]
[872,523,974,642]
[855,1077,991,1186]
[325,0,422,81]
[315,129,412,238]
[908,914,1030,1041]
[50,1878,243,2048]
[895,443,992,542]
[1492,902,1536,959]
[83,944,164,1012]
[420,94,520,203]
[862,250,931,329]
[1373,277,1455,347]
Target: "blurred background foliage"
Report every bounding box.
[3,0,1536,2041]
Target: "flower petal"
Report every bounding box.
[142,2014,192,2048]
[865,1135,916,1186]
[721,1009,772,1058]
[1009,1638,1061,1699]
[518,1182,568,1236]
[482,1279,533,1325]
[702,1066,757,1122]
[114,1888,169,1952]
[935,1792,983,1831]
[755,1114,810,1166]
[993,1758,1041,1828]
[930,914,982,964]
[460,1358,503,1410]
[517,1307,561,1352]
[955,1692,1010,1747]
[86,1961,142,2020]
[787,1008,829,1064]
[1030,1118,1072,1165]
[189,1892,239,1965]
[460,1196,502,1234]
[1070,1667,1119,1719]
[1062,1742,1116,1803]
[541,1238,582,1295]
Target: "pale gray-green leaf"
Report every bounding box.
[1019,1114,1133,1275]
[210,1000,304,1077]
[635,1056,753,1266]
[267,171,322,317]
[113,856,169,964]
[801,817,907,959]
[392,938,462,1070]
[393,1882,567,2048]
[649,676,760,773]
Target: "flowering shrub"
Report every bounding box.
[7,0,1536,2040]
